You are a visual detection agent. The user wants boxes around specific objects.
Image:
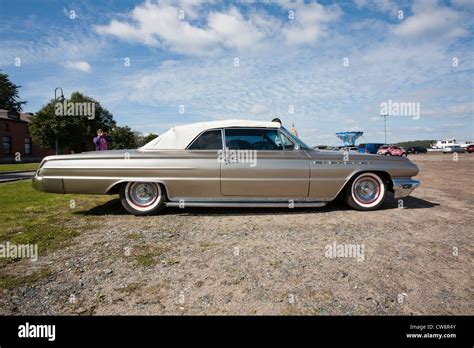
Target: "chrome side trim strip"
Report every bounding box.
[40,176,307,182]
[165,201,327,208]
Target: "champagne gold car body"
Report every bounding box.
[32,120,420,211]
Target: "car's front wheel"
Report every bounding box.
[344,173,387,211]
[120,182,166,215]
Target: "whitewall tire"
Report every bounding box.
[344,173,387,211]
[120,182,166,215]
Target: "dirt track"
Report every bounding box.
[1,152,473,315]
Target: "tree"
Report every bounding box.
[136,132,159,147]
[29,92,116,153]
[0,71,26,113]
[109,126,138,149]
[394,140,437,149]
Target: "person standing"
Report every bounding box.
[271,117,282,125]
[93,129,109,151]
[93,129,102,151]
[289,123,299,137]
[103,131,112,149]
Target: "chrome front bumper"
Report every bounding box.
[392,178,420,199]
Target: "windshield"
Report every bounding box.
[281,127,312,150]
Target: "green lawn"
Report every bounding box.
[0,162,39,173]
[0,180,112,268]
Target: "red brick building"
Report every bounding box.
[0,109,55,163]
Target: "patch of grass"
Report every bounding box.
[269,259,283,268]
[0,180,111,267]
[200,242,221,251]
[126,232,141,240]
[117,282,143,295]
[131,244,170,267]
[0,269,50,290]
[135,254,156,267]
[166,257,179,266]
[0,163,39,173]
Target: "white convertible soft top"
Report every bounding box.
[141,119,281,150]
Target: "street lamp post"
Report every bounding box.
[381,114,388,144]
[54,87,65,155]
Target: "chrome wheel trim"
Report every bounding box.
[125,182,161,212]
[351,174,384,208]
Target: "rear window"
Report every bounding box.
[188,129,223,150]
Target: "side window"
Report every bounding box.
[25,138,32,154]
[225,129,283,150]
[188,129,222,150]
[278,132,295,150]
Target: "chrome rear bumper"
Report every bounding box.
[32,171,43,191]
[392,178,420,199]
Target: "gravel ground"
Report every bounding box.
[1,152,472,315]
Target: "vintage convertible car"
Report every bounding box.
[32,120,420,215]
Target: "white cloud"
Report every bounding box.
[282,1,342,45]
[64,60,91,72]
[249,104,268,115]
[95,0,342,55]
[354,0,398,14]
[95,1,268,55]
[0,31,105,67]
[423,102,474,119]
[95,2,220,55]
[177,0,214,20]
[207,7,265,50]
[393,0,469,41]
[451,0,474,8]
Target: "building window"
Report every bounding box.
[3,136,11,154]
[4,123,9,132]
[25,138,32,154]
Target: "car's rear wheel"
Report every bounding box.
[401,153,407,157]
[344,173,387,211]
[120,182,166,215]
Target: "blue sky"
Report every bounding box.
[0,0,472,145]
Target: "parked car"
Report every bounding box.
[406,146,427,154]
[339,146,358,152]
[443,146,465,153]
[33,120,420,214]
[357,143,385,154]
[377,145,407,157]
[466,144,474,153]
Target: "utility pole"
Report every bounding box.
[54,87,65,155]
[381,114,388,144]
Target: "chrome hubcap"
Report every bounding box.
[354,178,379,203]
[129,183,158,207]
